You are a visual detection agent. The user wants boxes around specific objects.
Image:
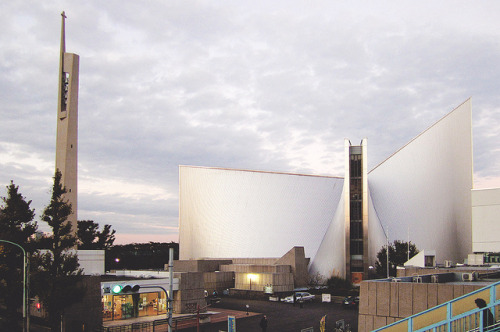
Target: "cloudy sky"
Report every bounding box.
[1,1,499,244]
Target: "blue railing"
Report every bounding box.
[373,280,500,332]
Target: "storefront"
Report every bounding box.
[101,278,173,322]
[102,291,167,321]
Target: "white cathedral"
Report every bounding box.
[178,99,500,283]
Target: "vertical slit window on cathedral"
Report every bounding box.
[350,240,363,255]
[350,155,361,178]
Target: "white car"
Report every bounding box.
[281,292,315,303]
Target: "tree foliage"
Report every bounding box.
[77,220,116,250]
[375,240,419,277]
[0,181,37,330]
[106,242,179,271]
[325,275,356,296]
[0,181,37,244]
[31,170,84,330]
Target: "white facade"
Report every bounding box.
[179,166,344,271]
[472,188,500,252]
[404,250,436,267]
[179,100,475,279]
[368,99,473,264]
[75,250,104,275]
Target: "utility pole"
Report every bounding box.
[386,226,389,278]
[0,240,28,332]
[26,254,30,332]
[168,247,174,332]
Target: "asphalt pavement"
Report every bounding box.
[184,296,358,332]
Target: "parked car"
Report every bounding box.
[343,296,359,308]
[281,292,315,303]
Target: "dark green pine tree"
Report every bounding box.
[77,220,99,249]
[0,181,37,331]
[96,224,116,249]
[77,220,116,250]
[31,170,84,331]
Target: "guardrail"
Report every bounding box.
[98,315,200,332]
[373,280,500,332]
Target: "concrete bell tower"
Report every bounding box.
[55,11,79,235]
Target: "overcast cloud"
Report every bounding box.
[1,1,499,244]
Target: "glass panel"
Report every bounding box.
[138,292,160,317]
[102,295,113,321]
[113,295,134,320]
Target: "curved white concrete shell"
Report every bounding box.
[179,166,344,261]
[368,99,473,263]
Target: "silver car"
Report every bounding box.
[281,292,315,303]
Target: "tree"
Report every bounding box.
[326,275,355,296]
[0,181,37,330]
[308,271,326,287]
[106,242,179,271]
[77,220,116,250]
[375,240,419,277]
[31,170,84,331]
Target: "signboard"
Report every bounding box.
[322,294,331,302]
[228,315,236,332]
[264,285,273,294]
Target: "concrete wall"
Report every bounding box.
[232,258,278,265]
[472,188,500,252]
[174,257,299,294]
[234,272,294,293]
[358,280,484,332]
[173,259,232,272]
[275,247,309,287]
[220,264,291,273]
[173,272,205,314]
[203,271,234,293]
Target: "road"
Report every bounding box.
[184,296,359,332]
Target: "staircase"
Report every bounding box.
[373,280,500,332]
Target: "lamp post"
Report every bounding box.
[386,226,390,278]
[0,240,28,332]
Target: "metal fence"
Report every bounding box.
[98,316,196,332]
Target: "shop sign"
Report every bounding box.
[228,315,236,332]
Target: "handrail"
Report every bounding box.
[373,280,500,332]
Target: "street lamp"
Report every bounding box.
[0,240,28,332]
[248,273,256,291]
[386,226,390,278]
